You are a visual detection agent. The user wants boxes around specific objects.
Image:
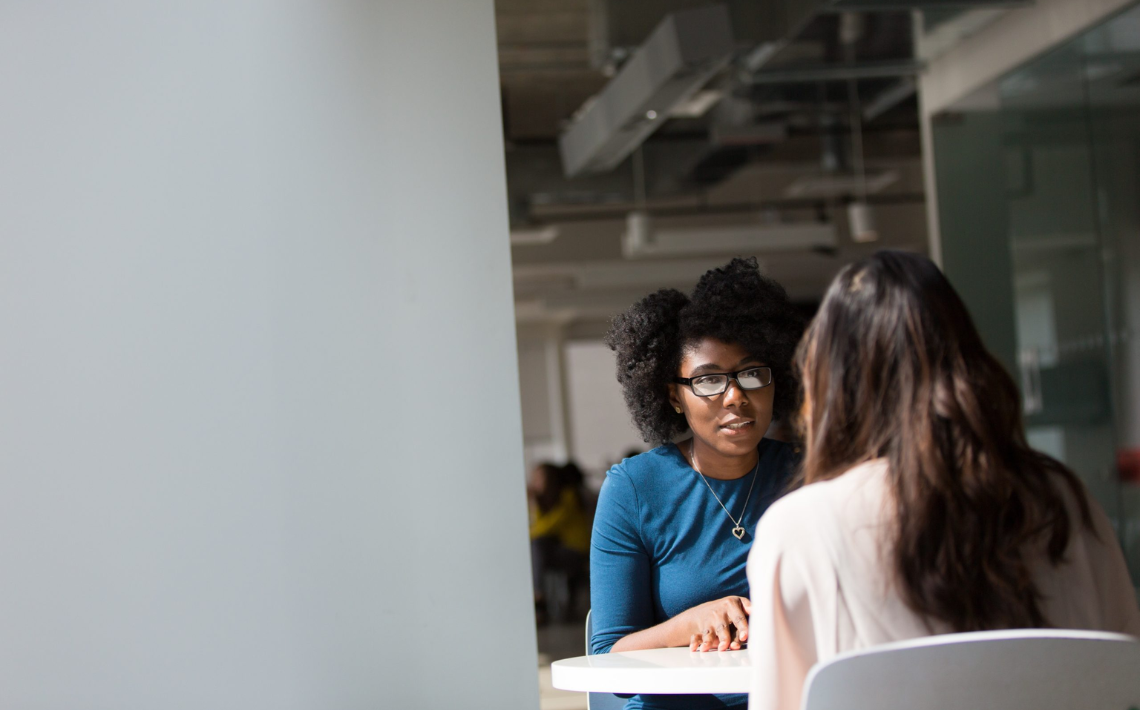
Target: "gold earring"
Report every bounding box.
[674,406,682,413]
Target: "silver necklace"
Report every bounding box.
[690,439,760,541]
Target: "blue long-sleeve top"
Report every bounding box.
[589,439,798,710]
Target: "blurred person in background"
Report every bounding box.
[747,252,1140,710]
[592,258,804,710]
[528,461,591,625]
[559,460,590,511]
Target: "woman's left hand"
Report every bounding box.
[683,595,751,652]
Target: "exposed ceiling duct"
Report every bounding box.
[496,0,942,325]
[743,60,924,84]
[863,77,918,120]
[589,0,822,71]
[515,256,747,292]
[558,4,735,177]
[784,169,899,198]
[584,0,1026,79]
[826,0,1029,9]
[556,0,961,181]
[621,210,837,258]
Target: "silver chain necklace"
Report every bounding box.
[690,439,760,541]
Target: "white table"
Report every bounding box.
[551,648,751,695]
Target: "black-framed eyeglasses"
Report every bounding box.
[674,366,773,397]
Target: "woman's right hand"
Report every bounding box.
[683,595,751,652]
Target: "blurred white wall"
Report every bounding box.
[517,325,570,471]
[0,2,538,709]
[516,328,645,485]
[565,341,646,477]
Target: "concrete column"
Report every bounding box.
[0,2,538,708]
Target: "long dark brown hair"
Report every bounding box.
[797,251,1092,632]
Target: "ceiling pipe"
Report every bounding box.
[746,60,924,85]
[862,77,918,121]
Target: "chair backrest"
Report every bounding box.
[585,610,628,710]
[802,629,1140,710]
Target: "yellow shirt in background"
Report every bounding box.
[529,488,591,554]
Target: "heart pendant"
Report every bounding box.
[732,526,745,540]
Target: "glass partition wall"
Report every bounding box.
[934,2,1140,589]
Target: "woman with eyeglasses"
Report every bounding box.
[746,251,1140,710]
[591,258,804,710]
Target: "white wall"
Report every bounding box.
[517,324,571,470]
[565,341,646,477]
[516,333,645,483]
[0,3,537,709]
[519,339,556,444]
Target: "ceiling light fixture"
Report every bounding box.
[622,216,836,259]
[509,226,560,246]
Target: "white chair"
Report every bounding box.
[801,629,1140,710]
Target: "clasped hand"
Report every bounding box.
[685,595,750,652]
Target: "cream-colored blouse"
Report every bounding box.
[746,459,1140,710]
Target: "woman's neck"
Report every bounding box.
[688,438,759,480]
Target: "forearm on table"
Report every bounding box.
[609,614,690,652]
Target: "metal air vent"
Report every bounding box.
[558,4,734,177]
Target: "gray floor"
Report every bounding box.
[537,621,587,663]
[537,622,589,710]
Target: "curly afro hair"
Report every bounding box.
[604,258,804,445]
